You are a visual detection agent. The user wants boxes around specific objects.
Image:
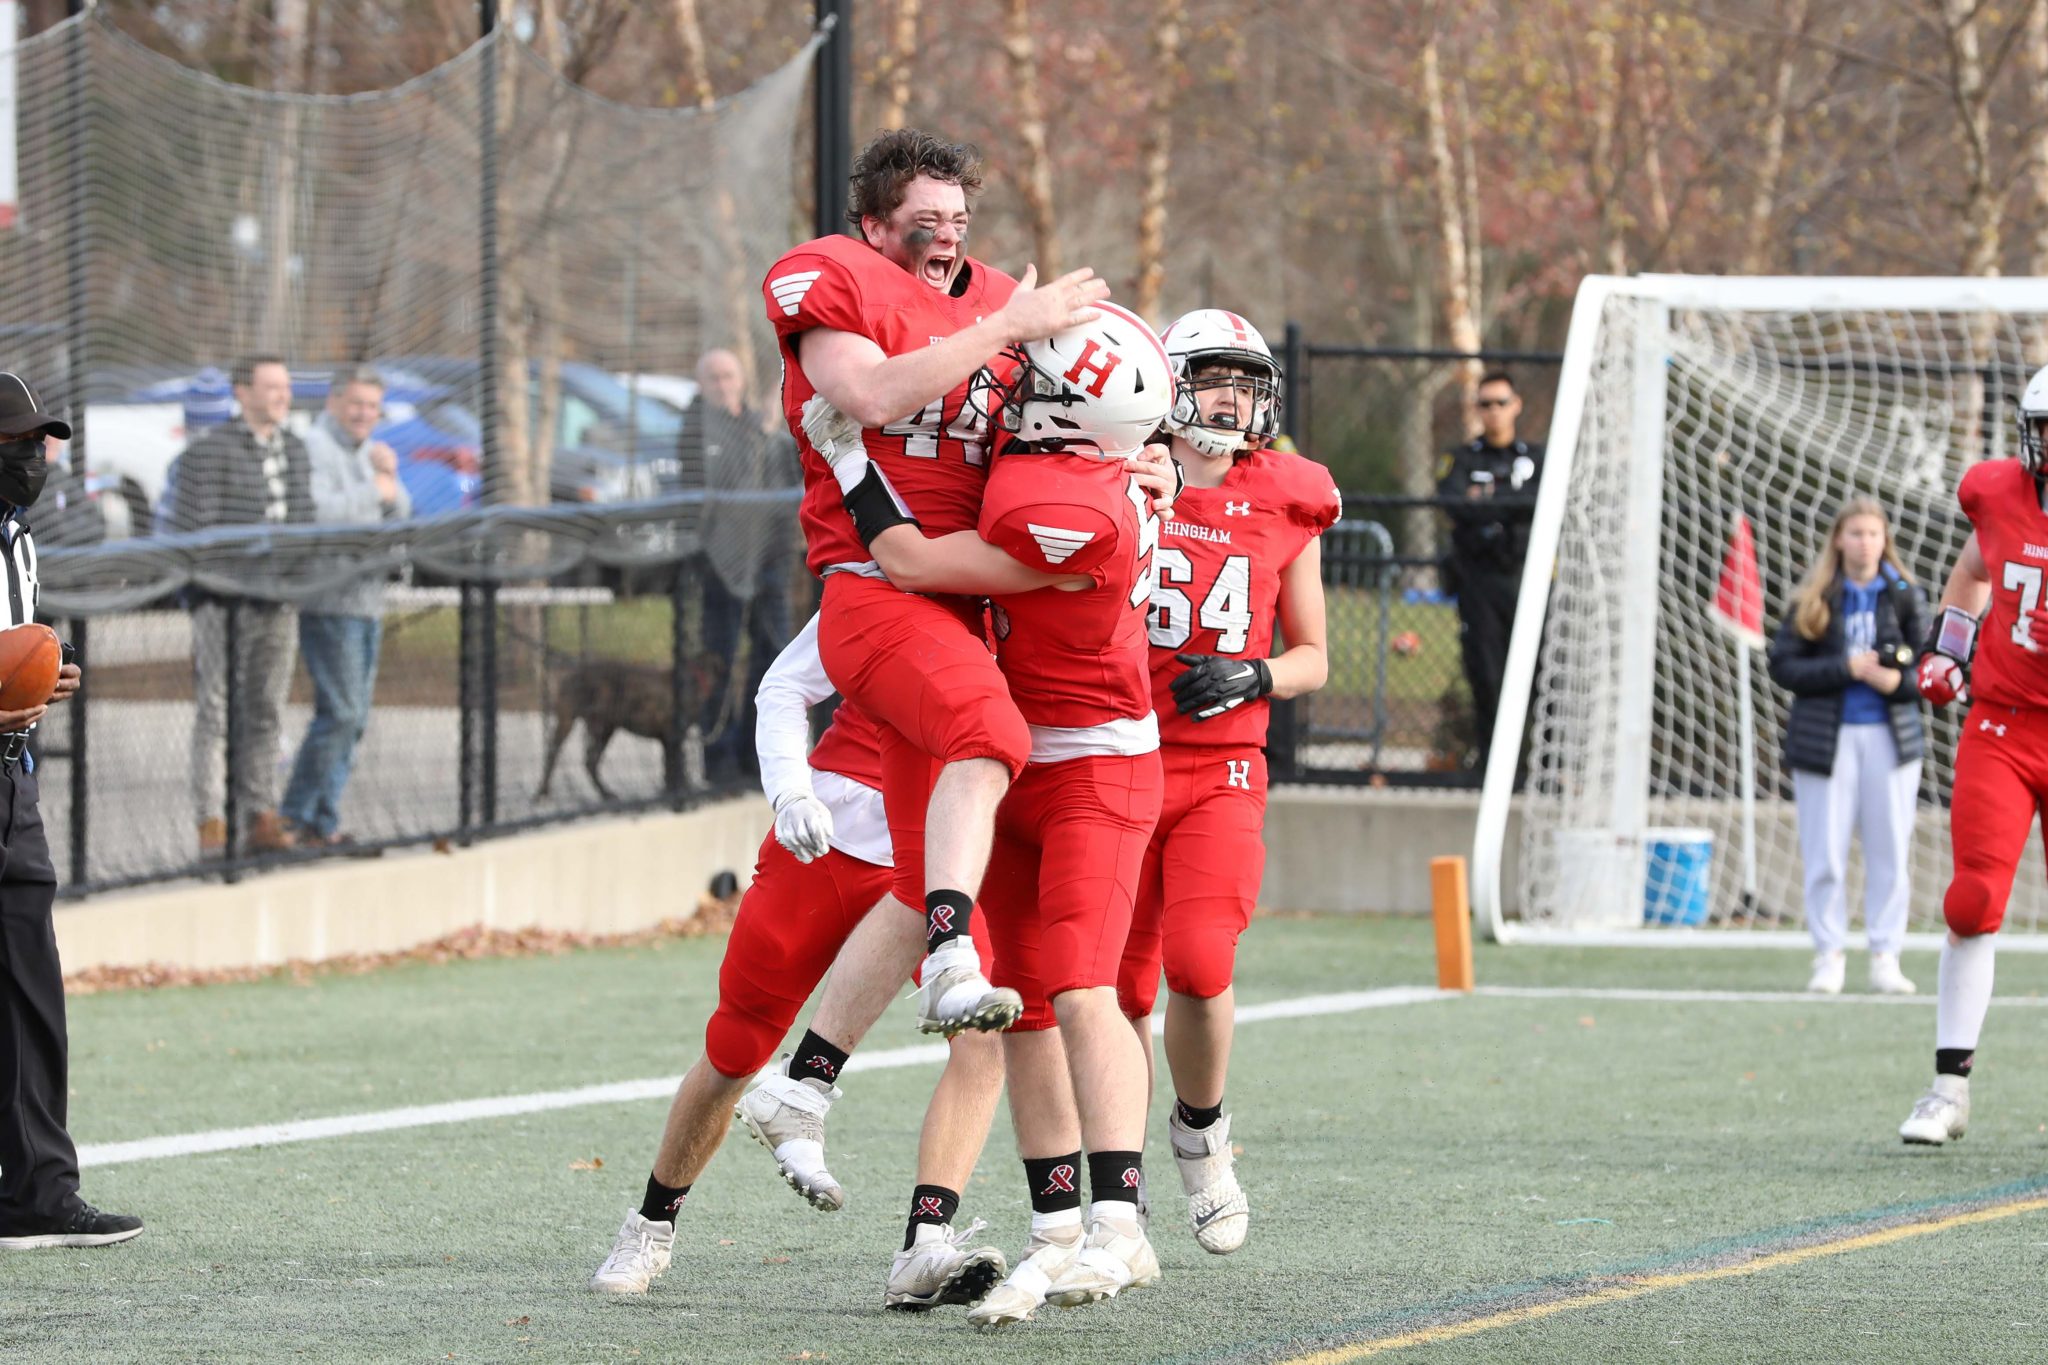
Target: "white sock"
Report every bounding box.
[1029,1207,1082,1239]
[1936,933,1996,1053]
[1089,1199,1141,1226]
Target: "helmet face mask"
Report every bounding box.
[2018,363,2048,477]
[1160,309,1284,458]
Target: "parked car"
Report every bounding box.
[383,357,687,502]
[614,372,699,420]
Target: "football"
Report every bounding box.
[0,623,62,713]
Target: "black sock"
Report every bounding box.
[1023,1152,1084,1215]
[1088,1150,1144,1206]
[789,1030,850,1087]
[639,1175,690,1224]
[1175,1097,1224,1130]
[926,889,973,950]
[1936,1047,1975,1078]
[902,1184,961,1250]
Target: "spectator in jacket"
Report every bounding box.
[1767,497,1926,996]
[678,348,799,782]
[280,366,411,847]
[167,355,316,856]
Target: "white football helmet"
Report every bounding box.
[1160,308,1283,458]
[2018,362,2048,476]
[978,301,1174,457]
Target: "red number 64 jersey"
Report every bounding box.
[1147,447,1341,746]
[1959,457,2048,709]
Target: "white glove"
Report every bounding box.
[772,790,835,864]
[800,395,871,497]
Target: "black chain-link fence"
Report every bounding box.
[35,493,809,897]
[1269,338,1564,787]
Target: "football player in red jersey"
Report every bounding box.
[1115,310,1338,1252]
[765,128,1113,1042]
[587,616,1008,1309]
[1897,364,2048,1146]
[807,305,1176,1327]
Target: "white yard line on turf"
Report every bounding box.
[82,982,2026,1169]
[78,986,1458,1168]
[1473,985,2048,1007]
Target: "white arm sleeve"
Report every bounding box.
[755,612,836,809]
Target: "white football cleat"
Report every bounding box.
[1170,1109,1249,1254]
[1045,1210,1160,1307]
[588,1210,675,1295]
[1805,950,1846,995]
[735,1064,846,1211]
[965,1229,1082,1330]
[1868,952,1917,995]
[1900,1074,1970,1146]
[883,1218,1008,1312]
[915,937,1023,1037]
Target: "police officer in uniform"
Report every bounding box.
[1437,371,1543,767]
[0,375,142,1251]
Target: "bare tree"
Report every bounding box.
[876,0,921,131]
[1741,0,1810,274]
[1003,0,1060,276]
[668,0,716,108]
[2028,0,2048,284]
[1938,0,2000,278]
[670,0,763,400]
[1422,30,1482,431]
[1133,0,1186,321]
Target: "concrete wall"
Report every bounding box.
[1259,787,1518,916]
[55,797,769,975]
[55,789,1510,975]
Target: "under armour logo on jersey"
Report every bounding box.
[1121,1167,1142,1189]
[1982,718,2009,737]
[805,1054,839,1079]
[1224,501,1252,516]
[914,1195,947,1219]
[1039,1164,1077,1195]
[927,905,956,939]
[1027,522,1096,565]
[769,270,822,316]
[1226,759,1252,788]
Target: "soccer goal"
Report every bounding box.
[1473,275,2048,948]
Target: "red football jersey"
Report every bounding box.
[764,235,1018,576]
[979,451,1160,731]
[1147,447,1342,746]
[1959,458,2048,709]
[807,697,885,790]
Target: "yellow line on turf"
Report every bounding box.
[1282,1194,2048,1363]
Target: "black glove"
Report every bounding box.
[1169,653,1273,719]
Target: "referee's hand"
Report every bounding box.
[0,704,47,732]
[48,662,79,704]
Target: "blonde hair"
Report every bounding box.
[1791,497,1910,641]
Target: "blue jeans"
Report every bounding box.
[281,614,383,838]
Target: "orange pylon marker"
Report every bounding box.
[1431,855,1475,992]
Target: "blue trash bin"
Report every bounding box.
[1643,827,1714,926]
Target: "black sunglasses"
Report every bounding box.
[1475,397,1514,409]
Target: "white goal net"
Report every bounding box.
[1474,276,2048,945]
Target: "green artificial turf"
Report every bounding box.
[9,916,2048,1363]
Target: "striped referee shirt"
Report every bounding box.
[2,507,42,768]
[1,507,38,630]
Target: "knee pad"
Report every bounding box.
[1162,921,1242,1002]
[1944,875,2009,938]
[703,996,786,1079]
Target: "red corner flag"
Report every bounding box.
[1711,513,1765,651]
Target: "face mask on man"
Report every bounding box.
[0,437,49,509]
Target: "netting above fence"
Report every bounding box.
[3,11,817,567]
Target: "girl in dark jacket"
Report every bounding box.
[1767,498,1927,996]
